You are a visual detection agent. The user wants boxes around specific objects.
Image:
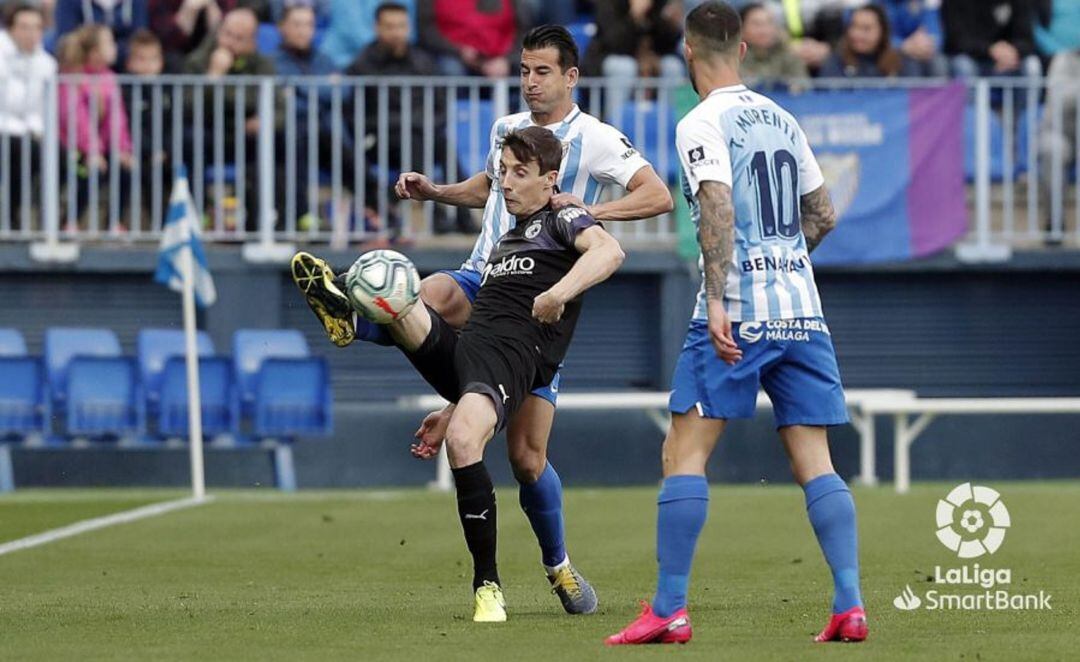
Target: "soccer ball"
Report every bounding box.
[344,250,421,324]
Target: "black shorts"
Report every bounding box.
[407,309,540,432]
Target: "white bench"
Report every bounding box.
[397,389,917,491]
[858,397,1080,494]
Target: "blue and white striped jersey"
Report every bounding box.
[677,84,826,322]
[461,105,650,273]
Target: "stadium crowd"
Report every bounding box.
[0,0,1078,233]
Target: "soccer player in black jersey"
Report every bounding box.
[296,126,624,622]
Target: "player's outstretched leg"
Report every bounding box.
[508,398,597,615]
[607,412,723,645]
[781,426,867,643]
[446,393,506,623]
[289,251,396,347]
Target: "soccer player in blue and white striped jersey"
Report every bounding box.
[607,1,867,646]
[294,25,672,618]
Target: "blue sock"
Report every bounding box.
[803,473,863,614]
[652,475,709,618]
[354,315,393,346]
[518,462,567,568]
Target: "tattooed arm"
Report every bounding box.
[800,185,838,253]
[698,181,742,365]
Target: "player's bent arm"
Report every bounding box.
[588,165,674,221]
[799,185,837,253]
[697,181,735,304]
[431,171,493,208]
[538,226,625,320]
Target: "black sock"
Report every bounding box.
[452,462,499,590]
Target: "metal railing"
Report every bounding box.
[1,75,1077,258]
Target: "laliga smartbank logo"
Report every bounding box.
[893,483,1052,612]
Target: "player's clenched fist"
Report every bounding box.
[395,172,439,201]
[532,290,566,324]
[707,300,742,365]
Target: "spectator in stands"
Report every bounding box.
[318,0,414,70]
[122,29,168,223]
[148,1,268,65]
[778,0,863,72]
[184,6,276,230]
[415,0,527,78]
[941,0,1041,78]
[0,3,56,229]
[739,2,808,84]
[1034,0,1080,60]
[1038,49,1079,244]
[57,24,134,229]
[268,0,329,23]
[880,0,948,77]
[54,0,149,64]
[582,0,683,120]
[348,1,474,234]
[272,3,332,74]
[819,4,921,78]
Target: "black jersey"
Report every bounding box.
[461,203,600,385]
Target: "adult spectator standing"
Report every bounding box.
[54,0,149,63]
[348,2,474,233]
[818,4,922,78]
[582,0,684,121]
[185,6,276,231]
[1034,0,1080,61]
[739,2,808,84]
[0,2,57,230]
[1038,48,1079,244]
[941,0,1041,78]
[415,0,527,78]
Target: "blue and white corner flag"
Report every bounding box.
[155,165,217,307]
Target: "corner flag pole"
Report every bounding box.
[181,241,206,500]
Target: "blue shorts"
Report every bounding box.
[669,317,849,428]
[439,268,560,407]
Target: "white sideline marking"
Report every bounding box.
[0,496,214,557]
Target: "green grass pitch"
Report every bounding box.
[0,482,1077,660]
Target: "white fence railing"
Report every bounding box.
[1,75,1076,258]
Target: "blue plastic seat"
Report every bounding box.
[44,328,122,409]
[963,103,1005,182]
[158,356,237,437]
[65,357,142,437]
[233,330,310,413]
[257,23,281,54]
[567,21,595,56]
[455,99,495,174]
[137,329,215,414]
[0,329,27,356]
[253,358,332,437]
[618,101,678,184]
[0,357,46,435]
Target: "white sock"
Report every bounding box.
[544,555,570,576]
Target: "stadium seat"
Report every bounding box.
[137,329,215,415]
[566,21,596,57]
[158,356,238,437]
[232,330,310,412]
[0,329,27,356]
[252,357,332,437]
[44,328,122,408]
[0,357,47,436]
[65,357,143,437]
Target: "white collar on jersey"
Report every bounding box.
[704,84,748,99]
[538,104,581,130]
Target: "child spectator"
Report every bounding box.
[54,0,149,65]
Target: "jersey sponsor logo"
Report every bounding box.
[481,254,535,285]
[741,253,810,273]
[738,319,829,343]
[557,207,587,223]
[525,220,542,239]
[619,136,638,160]
[687,145,705,164]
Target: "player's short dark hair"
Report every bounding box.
[376,2,408,21]
[4,2,44,29]
[127,28,162,52]
[522,24,579,72]
[686,1,742,56]
[501,126,563,175]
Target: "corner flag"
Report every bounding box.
[155,165,216,307]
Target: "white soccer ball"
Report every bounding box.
[344,250,421,324]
